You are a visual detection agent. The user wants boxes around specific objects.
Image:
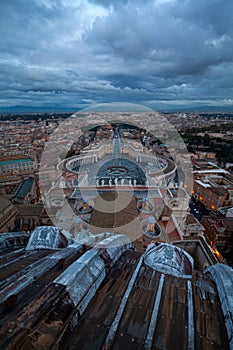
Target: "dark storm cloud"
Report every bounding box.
[86,1,233,73]
[0,0,233,111]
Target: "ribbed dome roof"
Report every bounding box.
[144,243,193,278]
[26,226,71,250]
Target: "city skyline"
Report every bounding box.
[1,0,233,113]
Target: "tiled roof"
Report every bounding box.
[163,219,181,241]
[0,198,12,212]
[186,213,198,225]
[16,204,44,216]
[14,178,34,199]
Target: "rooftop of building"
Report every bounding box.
[0,154,33,164]
[16,204,44,217]
[209,186,229,197]
[0,198,13,212]
[193,168,229,174]
[185,213,200,225]
[13,177,34,200]
[194,179,229,196]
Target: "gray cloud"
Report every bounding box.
[0,0,233,111]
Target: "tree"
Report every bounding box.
[203,133,210,146]
[65,149,75,159]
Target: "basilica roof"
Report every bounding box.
[0,232,231,350]
[206,263,233,350]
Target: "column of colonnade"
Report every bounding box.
[67,143,112,172]
[122,144,160,166]
[68,154,98,171]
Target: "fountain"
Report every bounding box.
[141,215,161,238]
[78,197,93,214]
[138,198,154,213]
[107,165,129,176]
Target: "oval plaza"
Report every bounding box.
[65,129,176,189]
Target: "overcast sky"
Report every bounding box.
[1,0,233,112]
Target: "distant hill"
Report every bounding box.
[160,105,233,113]
[0,104,233,115]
